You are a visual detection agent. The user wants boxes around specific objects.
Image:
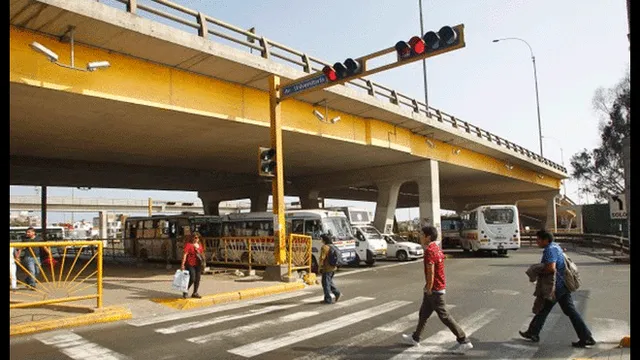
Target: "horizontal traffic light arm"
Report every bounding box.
[280,24,465,101]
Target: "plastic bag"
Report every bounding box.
[172,270,190,293]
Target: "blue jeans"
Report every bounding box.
[23,257,40,288]
[527,287,592,341]
[321,271,340,303]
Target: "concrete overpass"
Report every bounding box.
[9,0,568,233]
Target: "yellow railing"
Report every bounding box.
[203,235,312,274]
[10,241,103,309]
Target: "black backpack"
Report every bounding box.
[327,244,342,266]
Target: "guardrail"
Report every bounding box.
[522,232,629,255]
[10,241,103,310]
[97,0,565,173]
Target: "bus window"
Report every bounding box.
[305,220,322,239]
[482,208,515,224]
[291,220,304,234]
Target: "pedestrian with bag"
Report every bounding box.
[14,227,52,290]
[180,232,205,299]
[519,230,595,348]
[402,225,473,353]
[318,234,342,304]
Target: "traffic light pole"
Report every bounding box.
[269,75,287,265]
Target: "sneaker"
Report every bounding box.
[452,341,473,354]
[572,337,596,348]
[334,293,341,303]
[401,334,420,347]
[182,292,188,299]
[192,293,202,299]
[519,330,540,343]
[319,300,332,304]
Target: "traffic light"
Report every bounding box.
[322,58,363,82]
[258,146,276,177]
[395,25,462,61]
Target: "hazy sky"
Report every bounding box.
[10,0,630,222]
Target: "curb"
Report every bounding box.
[10,305,132,337]
[151,282,307,310]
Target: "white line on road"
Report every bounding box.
[127,290,313,327]
[227,300,412,358]
[35,331,131,360]
[186,296,374,344]
[334,261,418,278]
[389,308,500,359]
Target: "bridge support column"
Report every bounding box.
[417,159,442,240]
[299,189,321,209]
[544,192,559,232]
[98,211,108,239]
[198,192,222,216]
[373,180,403,234]
[250,191,270,212]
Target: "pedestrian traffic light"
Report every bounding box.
[258,146,276,177]
[395,25,463,61]
[322,58,363,83]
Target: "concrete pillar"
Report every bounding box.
[574,206,584,233]
[99,211,108,239]
[198,193,222,215]
[373,180,402,234]
[544,194,558,232]
[299,189,321,209]
[417,159,442,240]
[250,191,270,212]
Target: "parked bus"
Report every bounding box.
[222,209,358,273]
[122,213,223,262]
[460,205,521,255]
[9,226,66,242]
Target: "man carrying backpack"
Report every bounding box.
[319,234,342,304]
[519,230,596,348]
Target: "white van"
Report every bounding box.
[326,207,388,266]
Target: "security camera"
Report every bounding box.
[30,42,59,62]
[330,116,341,124]
[312,109,324,121]
[86,61,111,71]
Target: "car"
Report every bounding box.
[382,233,424,261]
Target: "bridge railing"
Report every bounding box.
[521,232,629,255]
[101,0,565,173]
[10,241,103,310]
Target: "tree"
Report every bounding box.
[570,71,630,203]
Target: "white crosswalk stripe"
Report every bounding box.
[34,330,131,360]
[227,300,412,358]
[186,296,375,344]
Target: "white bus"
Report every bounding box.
[223,209,358,273]
[326,206,388,265]
[460,205,521,255]
[9,226,66,242]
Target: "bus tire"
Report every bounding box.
[240,252,249,264]
[396,250,408,262]
[138,248,148,260]
[311,257,319,274]
[365,259,375,266]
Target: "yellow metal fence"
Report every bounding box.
[10,241,103,310]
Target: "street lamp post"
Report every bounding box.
[493,38,543,157]
[542,136,566,196]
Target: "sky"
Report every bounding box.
[10,0,630,223]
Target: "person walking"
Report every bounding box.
[14,227,52,289]
[402,225,473,353]
[519,230,596,348]
[318,234,341,304]
[180,232,204,299]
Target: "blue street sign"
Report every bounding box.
[281,74,328,97]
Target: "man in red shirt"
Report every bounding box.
[402,225,473,353]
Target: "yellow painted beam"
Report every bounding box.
[10,26,561,189]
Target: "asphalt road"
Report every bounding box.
[10,247,630,360]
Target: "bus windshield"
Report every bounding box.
[322,217,353,240]
[482,208,515,224]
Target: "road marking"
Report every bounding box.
[591,317,630,343]
[186,296,374,344]
[491,289,520,295]
[227,300,412,358]
[389,308,499,359]
[493,313,560,360]
[35,330,130,360]
[127,290,313,327]
[334,261,418,277]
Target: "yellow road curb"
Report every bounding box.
[10,305,132,337]
[151,282,306,310]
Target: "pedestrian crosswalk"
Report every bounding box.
[28,289,629,360]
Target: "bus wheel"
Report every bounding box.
[396,250,408,262]
[139,248,148,260]
[498,249,508,256]
[365,259,375,266]
[311,257,319,274]
[241,252,249,264]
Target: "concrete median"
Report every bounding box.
[10,305,132,337]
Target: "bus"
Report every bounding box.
[122,213,223,262]
[325,206,388,265]
[460,205,521,255]
[9,226,66,242]
[221,209,358,273]
[441,215,463,249]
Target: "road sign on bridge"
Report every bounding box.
[281,74,328,97]
[609,193,627,219]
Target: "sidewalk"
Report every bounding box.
[10,259,315,336]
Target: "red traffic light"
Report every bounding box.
[408,36,425,55]
[322,65,337,81]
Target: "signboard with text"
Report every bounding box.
[609,193,627,219]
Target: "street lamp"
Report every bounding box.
[493,37,543,157]
[542,135,566,196]
[30,26,110,72]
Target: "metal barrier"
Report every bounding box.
[521,232,629,255]
[96,0,565,173]
[10,241,103,309]
[204,235,312,274]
